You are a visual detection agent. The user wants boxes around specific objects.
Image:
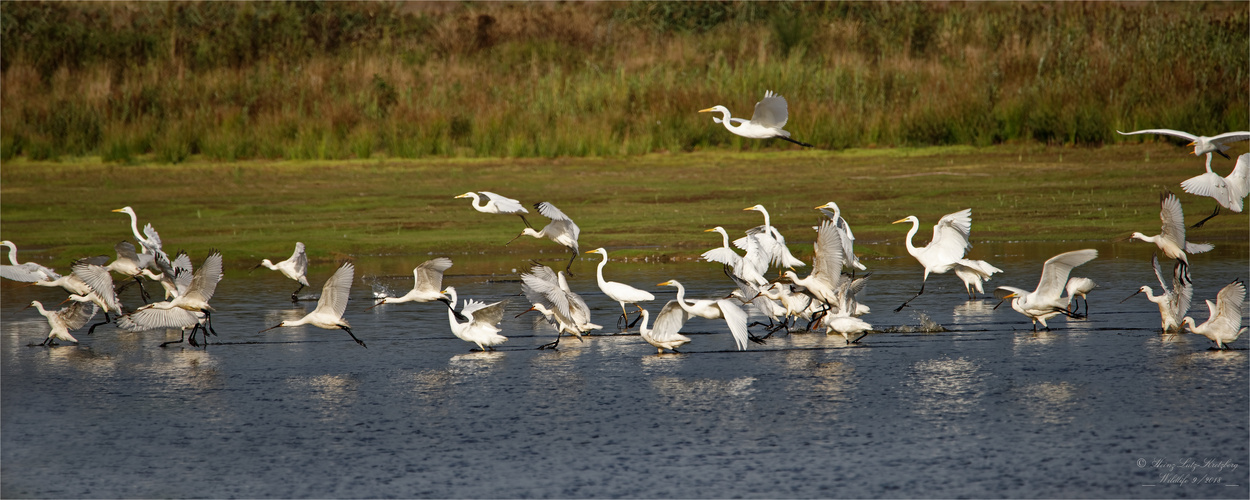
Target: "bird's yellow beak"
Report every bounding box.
[699,107,716,113]
[891,218,910,224]
[814,205,826,209]
[584,250,596,254]
[704,228,717,233]
[111,208,124,213]
[743,207,755,211]
[1004,293,1018,299]
[657,280,672,286]
[454,193,469,199]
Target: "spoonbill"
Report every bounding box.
[1064,277,1098,315]
[701,226,767,286]
[1181,153,1249,227]
[1120,255,1191,333]
[366,257,460,319]
[260,262,366,348]
[442,286,508,351]
[1130,192,1212,267]
[23,300,97,346]
[455,191,531,228]
[256,242,309,300]
[68,260,124,334]
[635,302,692,354]
[507,202,580,274]
[586,248,655,329]
[1182,279,1246,349]
[700,90,812,147]
[953,260,1004,299]
[117,251,224,347]
[995,249,1098,331]
[892,208,977,311]
[519,263,600,349]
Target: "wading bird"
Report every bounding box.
[507,202,580,274]
[0,240,61,283]
[260,262,366,348]
[256,242,309,300]
[1121,255,1191,333]
[781,220,846,315]
[953,260,1004,299]
[700,90,812,147]
[892,208,979,311]
[1064,277,1098,316]
[822,315,873,344]
[519,263,599,349]
[737,204,805,270]
[1182,279,1246,349]
[117,251,224,347]
[23,300,97,346]
[995,249,1098,331]
[455,191,531,228]
[1130,192,1213,267]
[815,202,866,272]
[111,206,167,267]
[586,248,655,329]
[702,227,767,286]
[106,241,153,302]
[1181,153,1249,227]
[442,286,508,351]
[1117,129,1250,160]
[366,257,459,319]
[635,302,692,355]
[68,260,124,334]
[657,279,754,351]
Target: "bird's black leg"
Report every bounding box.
[777,135,814,148]
[1218,150,1232,160]
[87,312,113,335]
[851,332,870,344]
[519,214,533,229]
[564,250,577,276]
[806,303,831,331]
[160,330,186,348]
[341,326,367,348]
[188,324,201,347]
[895,282,926,312]
[134,276,151,304]
[291,283,305,302]
[616,312,628,330]
[1190,205,1220,228]
[538,332,561,350]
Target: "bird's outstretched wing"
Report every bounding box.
[72,262,120,311]
[1117,129,1199,142]
[650,300,692,343]
[534,202,573,222]
[749,90,789,129]
[291,242,309,280]
[57,301,98,331]
[1035,249,1098,302]
[184,251,224,304]
[1209,131,1250,144]
[716,299,750,351]
[1210,280,1246,334]
[114,241,141,264]
[481,192,528,214]
[521,266,572,317]
[811,220,845,285]
[1226,154,1250,210]
[415,257,453,293]
[1158,192,1188,247]
[117,305,198,331]
[314,262,354,319]
[930,209,973,255]
[469,300,508,327]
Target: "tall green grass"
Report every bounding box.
[1,1,1245,162]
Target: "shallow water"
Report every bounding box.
[2,242,1247,498]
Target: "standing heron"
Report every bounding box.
[507,202,580,274]
[657,279,754,351]
[700,90,812,147]
[442,286,508,351]
[260,262,366,348]
[23,300,97,346]
[1121,255,1191,333]
[455,191,532,228]
[1182,279,1246,349]
[1130,192,1213,268]
[892,208,979,311]
[256,242,309,301]
[586,248,655,329]
[995,249,1098,331]
[635,302,692,355]
[117,251,224,347]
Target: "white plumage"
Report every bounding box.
[700,90,812,147]
[657,279,752,351]
[455,191,531,228]
[586,248,655,328]
[995,249,1098,330]
[1123,255,1191,333]
[259,262,366,348]
[1182,280,1246,349]
[1130,192,1213,265]
[442,286,508,351]
[257,242,310,298]
[636,302,692,355]
[508,202,581,273]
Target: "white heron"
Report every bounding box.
[442,286,508,351]
[953,260,1004,299]
[0,240,61,282]
[519,263,600,349]
[455,191,532,228]
[1064,277,1098,316]
[146,250,193,300]
[1182,279,1246,349]
[1130,192,1213,267]
[105,241,155,302]
[68,260,124,334]
[701,226,768,286]
[507,202,580,274]
[1181,152,1249,227]
[586,248,655,329]
[892,208,977,311]
[736,204,805,270]
[700,90,812,147]
[23,300,97,346]
[635,302,692,355]
[255,242,309,300]
[822,315,873,344]
[1120,255,1191,333]
[781,220,846,313]
[657,279,754,351]
[995,249,1098,331]
[1117,129,1250,160]
[117,251,224,347]
[111,206,167,268]
[815,202,866,272]
[366,257,457,316]
[259,262,366,348]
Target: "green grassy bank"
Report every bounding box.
[1,2,1246,161]
[1,145,1245,269]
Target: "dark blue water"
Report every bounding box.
[2,242,1246,498]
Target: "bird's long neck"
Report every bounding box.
[595,255,609,288]
[903,220,921,257]
[33,302,50,317]
[468,193,487,211]
[261,260,278,271]
[1204,152,1214,173]
[717,229,730,249]
[670,282,697,314]
[637,310,650,334]
[715,109,737,132]
[2,242,17,266]
[126,212,143,243]
[757,209,772,229]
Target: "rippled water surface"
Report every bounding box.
[3,242,1247,498]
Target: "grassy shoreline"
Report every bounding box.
[2,145,1246,269]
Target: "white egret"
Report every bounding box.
[507,202,580,274]
[147,250,193,300]
[815,202,866,272]
[781,220,846,313]
[0,240,61,282]
[1182,279,1246,349]
[118,251,224,347]
[635,302,692,355]
[1121,255,1191,333]
[256,242,309,300]
[106,241,154,303]
[700,90,812,147]
[1064,277,1098,316]
[761,282,814,327]
[23,300,97,346]
[1181,152,1249,227]
[953,260,1004,299]
[586,248,655,329]
[1117,129,1250,160]
[1130,192,1213,267]
[657,279,754,351]
[259,262,366,348]
[701,227,767,285]
[892,208,978,311]
[822,315,873,344]
[455,191,532,228]
[736,204,805,269]
[68,260,124,334]
[442,286,508,351]
[995,249,1098,331]
[366,257,458,317]
[111,206,167,268]
[519,263,600,349]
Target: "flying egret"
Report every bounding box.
[635,302,692,355]
[1182,279,1246,349]
[953,260,1004,299]
[111,206,167,268]
[507,202,580,274]
[455,191,532,228]
[725,266,786,331]
[1130,192,1213,268]
[1064,277,1098,316]
[736,204,805,269]
[256,242,309,300]
[366,257,460,318]
[700,90,813,147]
[657,279,754,351]
[260,262,366,348]
[781,220,846,316]
[702,227,767,285]
[118,251,224,347]
[0,240,61,282]
[815,202,866,272]
[586,248,655,329]
[1121,255,1191,333]
[892,208,977,311]
[519,263,600,349]
[442,286,508,351]
[995,249,1098,331]
[146,250,193,300]
[1117,129,1250,160]
[106,241,154,303]
[23,300,97,346]
[1181,152,1249,227]
[68,260,124,334]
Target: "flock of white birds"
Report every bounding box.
[3,92,1247,352]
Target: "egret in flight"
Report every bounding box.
[442,286,508,351]
[815,202,866,272]
[1120,255,1191,334]
[1182,279,1246,349]
[586,248,655,329]
[507,202,580,274]
[657,279,754,351]
[1117,129,1250,160]
[117,251,224,347]
[256,242,309,300]
[260,262,366,348]
[635,302,692,355]
[455,191,532,228]
[737,204,805,270]
[23,300,97,346]
[892,208,981,311]
[1181,153,1249,227]
[0,240,61,283]
[519,263,599,349]
[1130,192,1212,268]
[111,206,167,268]
[700,90,812,147]
[702,227,767,286]
[366,257,459,319]
[995,249,1098,331]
